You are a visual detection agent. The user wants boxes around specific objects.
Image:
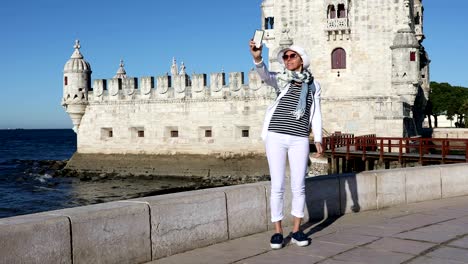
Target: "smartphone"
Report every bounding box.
[253,29,264,49]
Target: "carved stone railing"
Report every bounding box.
[89,69,276,102]
[326,18,349,31]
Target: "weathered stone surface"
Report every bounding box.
[365,237,435,255]
[65,153,270,179]
[305,175,341,220]
[136,190,228,259]
[147,194,468,264]
[449,236,468,249]
[153,232,272,264]
[0,214,71,264]
[315,232,379,246]
[405,166,441,203]
[224,183,268,239]
[332,247,413,264]
[440,163,468,198]
[408,256,467,264]
[294,240,355,258]
[47,201,151,264]
[339,172,377,214]
[376,168,406,209]
[426,246,468,263]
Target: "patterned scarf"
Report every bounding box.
[276,69,314,120]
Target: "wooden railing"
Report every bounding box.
[323,135,468,164]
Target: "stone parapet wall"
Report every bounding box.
[2,163,468,263]
[323,96,406,137]
[433,128,468,139]
[78,96,273,154]
[78,92,407,155]
[90,71,274,103]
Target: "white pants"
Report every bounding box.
[265,131,309,223]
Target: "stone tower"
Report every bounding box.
[62,40,92,133]
[390,0,424,136]
[260,0,430,137]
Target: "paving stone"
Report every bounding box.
[342,225,403,237]
[449,236,468,249]
[392,222,468,244]
[408,256,467,264]
[365,237,435,255]
[153,232,271,264]
[315,232,379,246]
[332,247,413,264]
[415,223,468,236]
[319,259,364,264]
[235,249,324,264]
[426,246,468,263]
[421,208,468,219]
[393,230,459,244]
[377,213,453,231]
[287,240,355,258]
[446,216,468,225]
[439,219,468,234]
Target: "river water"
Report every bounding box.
[0,129,200,218]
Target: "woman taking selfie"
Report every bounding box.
[249,39,323,249]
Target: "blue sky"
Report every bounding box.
[0,0,466,129]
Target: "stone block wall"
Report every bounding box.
[78,71,276,155]
[2,164,468,263]
[261,0,426,138]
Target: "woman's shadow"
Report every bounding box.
[300,173,361,237]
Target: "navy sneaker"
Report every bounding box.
[290,230,309,247]
[270,233,284,249]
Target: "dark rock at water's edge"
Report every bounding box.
[5,156,271,197]
[64,152,271,181]
[2,159,68,177]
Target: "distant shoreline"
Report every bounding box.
[0,128,73,130]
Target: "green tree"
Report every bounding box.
[428,82,468,128]
[428,82,451,127]
[460,99,468,128]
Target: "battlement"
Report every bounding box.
[91,70,274,102]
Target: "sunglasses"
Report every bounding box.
[282,53,299,60]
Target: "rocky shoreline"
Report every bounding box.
[10,159,271,198]
[3,156,328,211]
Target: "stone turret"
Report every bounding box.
[390,0,421,104]
[114,59,127,79]
[62,40,92,133]
[390,0,423,136]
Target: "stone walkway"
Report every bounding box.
[149,195,468,264]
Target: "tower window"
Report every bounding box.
[410,52,416,61]
[205,130,212,137]
[171,130,179,138]
[242,130,249,137]
[328,5,336,19]
[414,12,421,25]
[64,76,68,86]
[264,17,274,29]
[332,48,347,69]
[337,4,346,18]
[100,128,113,140]
[130,127,145,138]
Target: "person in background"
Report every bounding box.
[249,40,323,249]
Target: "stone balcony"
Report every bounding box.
[326,18,349,31]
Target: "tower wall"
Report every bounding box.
[261,0,428,137]
[77,71,276,155]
